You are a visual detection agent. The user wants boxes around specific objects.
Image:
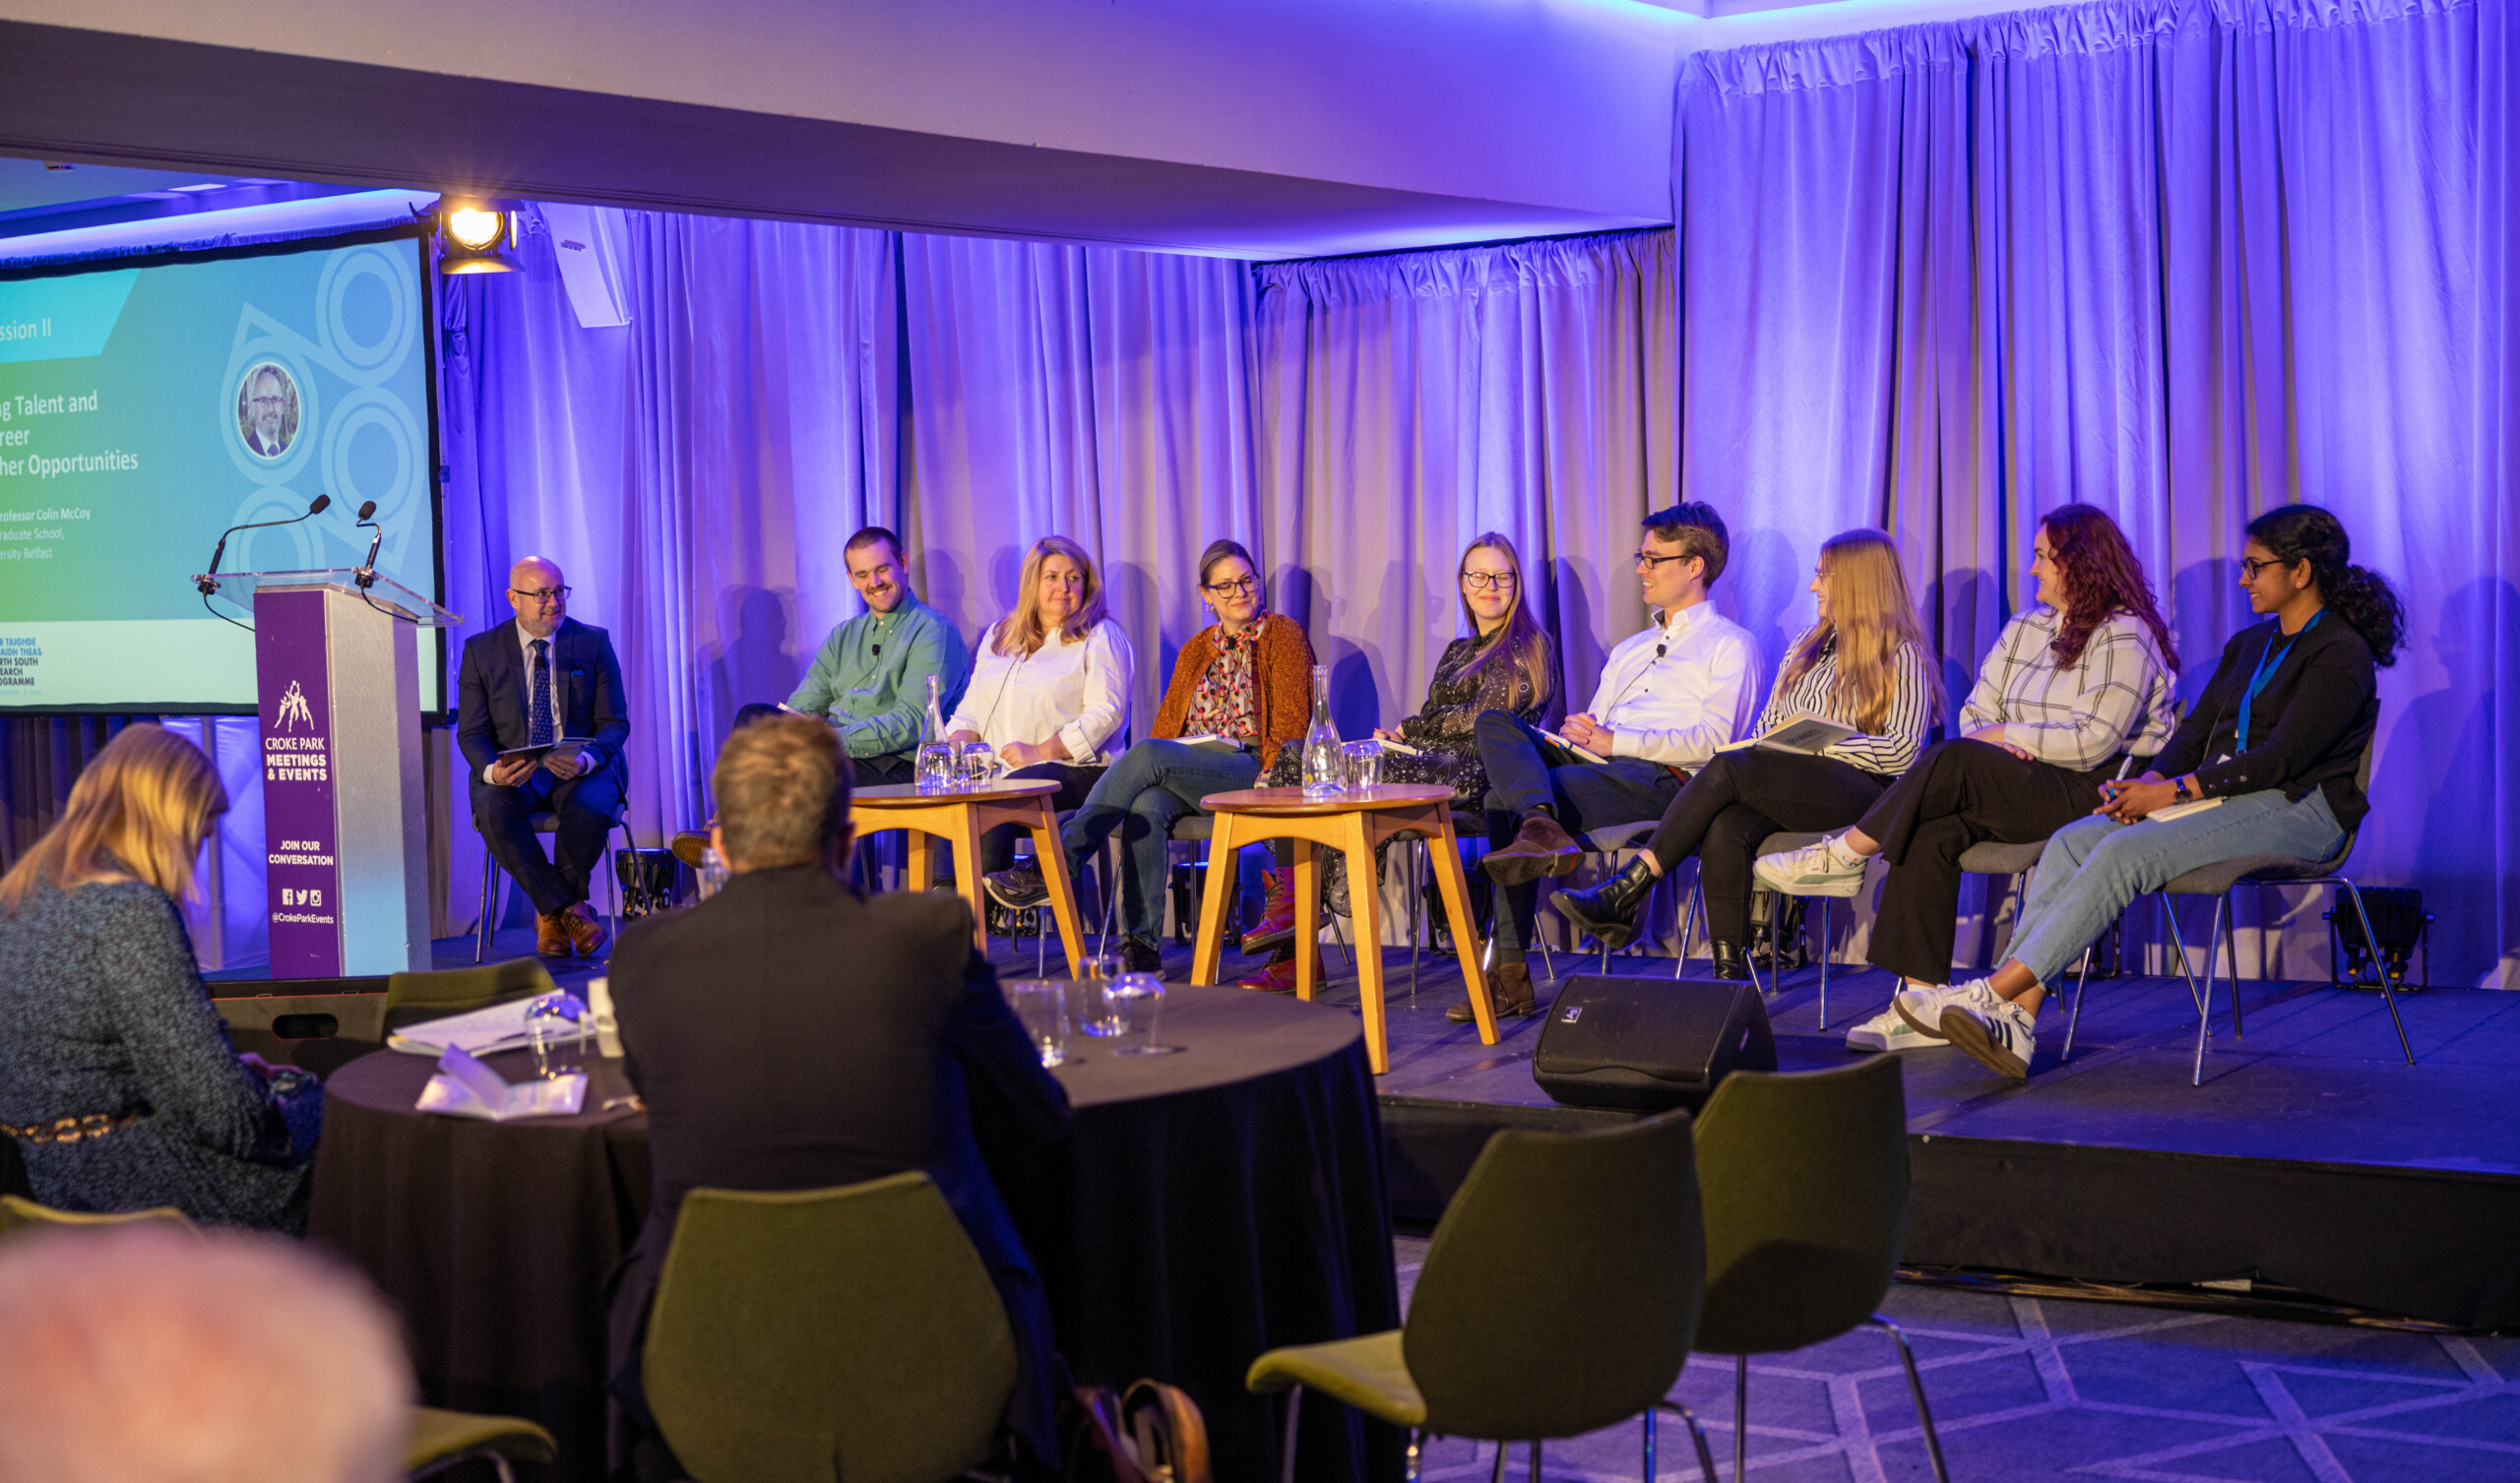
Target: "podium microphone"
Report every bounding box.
[352,500,383,588]
[197,493,333,595]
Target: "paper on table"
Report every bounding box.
[416,1045,588,1121]
[387,999,540,1057]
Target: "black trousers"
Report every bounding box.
[474,764,623,917]
[1643,749,1893,946]
[1858,737,2122,984]
[1475,710,1683,964]
[980,762,1106,874]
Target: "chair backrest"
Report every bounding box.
[1689,1058,1907,1355]
[383,958,555,1031]
[1403,1108,1704,1441]
[643,1173,1019,1483]
[0,1195,198,1240]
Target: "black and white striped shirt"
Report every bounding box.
[1960,607,2177,772]
[1754,634,1934,776]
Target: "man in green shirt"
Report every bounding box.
[783,526,972,783]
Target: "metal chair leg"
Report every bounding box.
[1732,1354,1749,1483]
[1673,879,1703,980]
[2192,897,2221,1085]
[1529,1438,1541,1483]
[2160,895,2207,1017]
[474,836,495,963]
[2225,888,2243,1040]
[1279,1385,1302,1483]
[1642,1404,1655,1483]
[2338,880,2417,1066]
[1655,1402,1722,1483]
[1816,896,1833,1030]
[1405,1428,1422,1483]
[1487,1437,1509,1483]
[2061,944,2097,1061]
[1869,1317,1950,1483]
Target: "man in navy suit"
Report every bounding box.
[457,556,631,958]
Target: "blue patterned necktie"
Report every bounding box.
[528,639,555,747]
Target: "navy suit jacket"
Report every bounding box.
[604,867,1071,1461]
[455,617,631,794]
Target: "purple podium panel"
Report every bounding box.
[256,587,343,977]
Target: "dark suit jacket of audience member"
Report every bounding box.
[454,616,632,800]
[605,865,1072,1466]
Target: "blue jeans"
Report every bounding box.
[2005,788,2346,987]
[1059,739,1261,941]
[1474,711,1684,966]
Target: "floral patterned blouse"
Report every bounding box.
[1266,632,1563,805]
[1181,628,1260,742]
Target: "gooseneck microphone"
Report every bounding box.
[197,493,332,594]
[352,499,384,588]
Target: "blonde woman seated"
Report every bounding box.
[1243,531,1561,993]
[1550,529,1938,979]
[944,534,1136,876]
[0,726,320,1231]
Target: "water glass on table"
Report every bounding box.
[1104,972,1176,1056]
[915,739,958,793]
[1010,981,1071,1068]
[1343,740,1383,790]
[1073,950,1123,1038]
[695,845,730,901]
[526,992,591,1079]
[957,741,998,786]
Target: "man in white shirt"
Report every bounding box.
[1454,502,1761,1020]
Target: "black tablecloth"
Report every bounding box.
[310,983,1401,1483]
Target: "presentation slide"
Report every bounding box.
[0,229,443,711]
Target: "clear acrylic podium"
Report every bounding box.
[197,570,462,977]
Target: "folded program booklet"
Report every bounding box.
[416,1045,587,1121]
[1174,734,1249,754]
[1715,712,1858,757]
[387,999,541,1058]
[1539,730,1608,766]
[496,737,592,766]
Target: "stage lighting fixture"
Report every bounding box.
[437,199,521,275]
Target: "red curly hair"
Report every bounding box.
[2041,504,2176,672]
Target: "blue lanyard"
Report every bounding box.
[2236,609,2321,750]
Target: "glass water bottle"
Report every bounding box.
[1300,665,1344,799]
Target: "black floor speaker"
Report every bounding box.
[1532,975,1777,1113]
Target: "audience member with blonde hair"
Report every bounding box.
[0,1225,411,1483]
[944,533,1136,874]
[0,725,320,1231]
[1551,528,1940,978]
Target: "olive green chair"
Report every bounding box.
[643,1173,1020,1483]
[1246,1109,1720,1483]
[407,1407,558,1481]
[0,1194,197,1237]
[1692,1058,1948,1483]
[383,958,557,1034]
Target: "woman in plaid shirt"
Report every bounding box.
[1755,504,2178,1051]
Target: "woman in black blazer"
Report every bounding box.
[1900,505,2404,1080]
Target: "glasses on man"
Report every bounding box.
[511,586,572,604]
[1633,550,1692,571]
[1205,576,1259,596]
[1460,571,1519,591]
[2237,556,2291,581]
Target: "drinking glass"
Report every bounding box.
[1010,981,1071,1068]
[915,739,957,793]
[1073,950,1124,1037]
[695,845,730,901]
[525,992,590,1079]
[957,741,998,786]
[1343,740,1383,791]
[1104,973,1177,1056]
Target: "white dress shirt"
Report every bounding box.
[480,623,573,785]
[1590,601,1763,769]
[944,618,1136,766]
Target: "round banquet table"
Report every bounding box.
[309,981,1403,1483]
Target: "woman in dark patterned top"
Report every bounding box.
[985,538,1316,976]
[0,725,320,1231]
[1244,533,1562,988]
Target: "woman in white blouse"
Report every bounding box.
[945,534,1135,874]
[1754,503,2177,1050]
[1551,529,1939,980]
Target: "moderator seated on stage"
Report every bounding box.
[604,714,1071,1480]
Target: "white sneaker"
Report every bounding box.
[1752,835,1867,897]
[1891,979,1990,1038]
[1941,997,2038,1080]
[1845,1005,1946,1053]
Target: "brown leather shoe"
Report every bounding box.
[1481,813,1582,887]
[669,831,711,868]
[1237,868,1299,954]
[1447,961,1537,1022]
[1237,946,1317,995]
[561,901,610,959]
[535,910,570,958]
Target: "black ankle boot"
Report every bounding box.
[1709,939,1749,980]
[1549,857,1660,953]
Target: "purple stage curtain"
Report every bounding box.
[1677,0,2520,985]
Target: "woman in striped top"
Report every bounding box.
[1754,503,2178,1050]
[1552,529,1939,979]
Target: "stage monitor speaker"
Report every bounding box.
[1532,975,1777,1113]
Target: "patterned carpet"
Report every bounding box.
[1391,1238,2520,1482]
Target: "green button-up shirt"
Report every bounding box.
[785,595,972,760]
